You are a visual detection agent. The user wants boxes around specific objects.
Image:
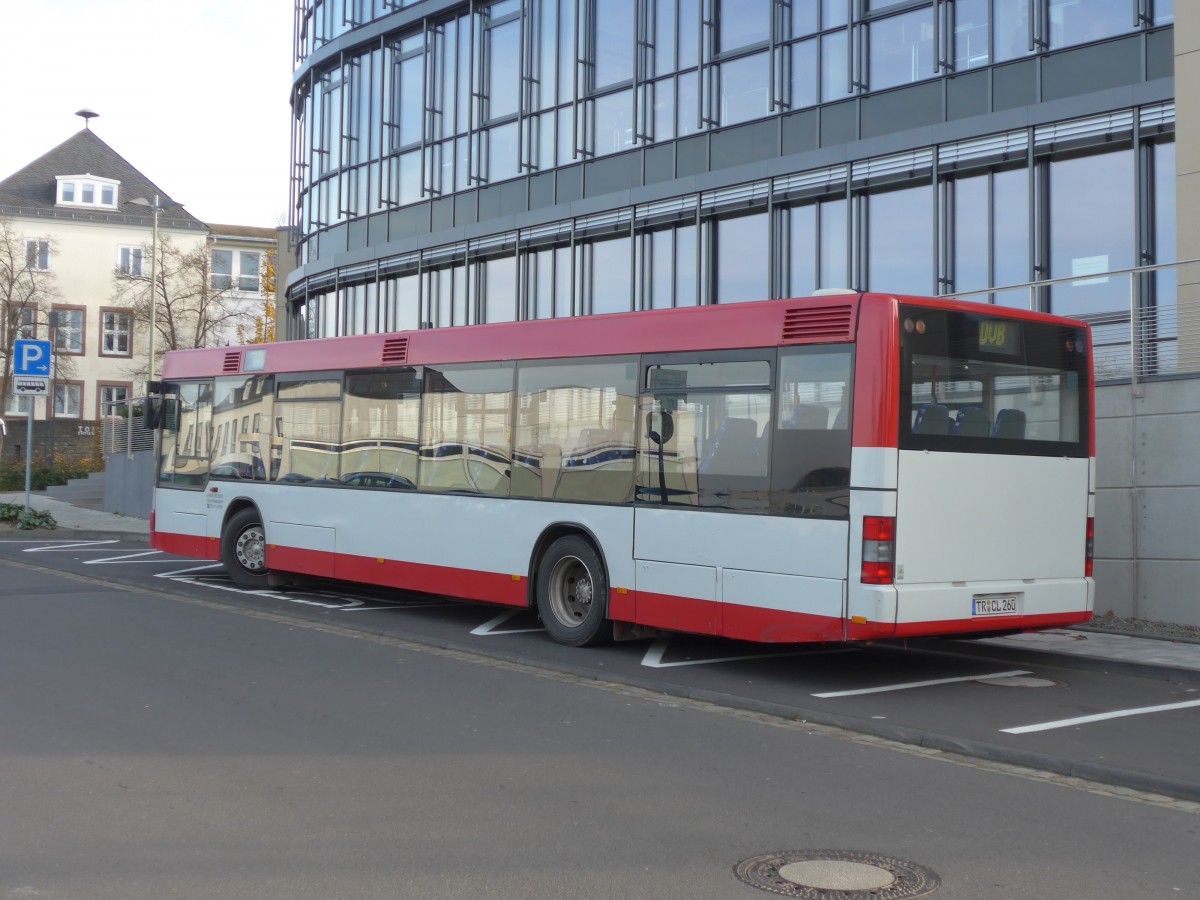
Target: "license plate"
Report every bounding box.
[972,594,1020,617]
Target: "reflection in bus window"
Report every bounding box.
[771,347,852,518]
[210,375,275,481]
[420,365,513,496]
[160,382,213,487]
[275,376,343,482]
[342,368,421,489]
[513,359,638,503]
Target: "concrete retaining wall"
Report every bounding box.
[1095,376,1200,626]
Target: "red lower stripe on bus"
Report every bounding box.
[633,590,844,643]
[152,531,218,561]
[266,544,528,608]
[891,609,1092,638]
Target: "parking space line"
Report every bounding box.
[1001,698,1200,734]
[813,670,1031,698]
[642,636,853,669]
[471,609,545,636]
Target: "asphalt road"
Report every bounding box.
[1,542,1198,898]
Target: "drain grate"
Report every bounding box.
[734,850,940,898]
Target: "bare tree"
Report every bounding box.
[236,244,277,345]
[1,216,64,451]
[108,233,258,378]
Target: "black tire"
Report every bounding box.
[535,535,612,647]
[221,507,269,589]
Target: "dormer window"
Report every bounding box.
[56,174,119,209]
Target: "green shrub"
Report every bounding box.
[0,502,57,530]
[0,452,103,492]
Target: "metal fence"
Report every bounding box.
[100,398,156,457]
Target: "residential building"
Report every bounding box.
[0,127,283,462]
[289,1,1191,625]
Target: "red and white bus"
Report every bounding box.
[150,292,1095,646]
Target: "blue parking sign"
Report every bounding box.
[13,339,52,377]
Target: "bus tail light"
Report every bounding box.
[861,516,896,585]
[1085,517,1094,578]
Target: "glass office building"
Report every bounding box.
[287,1,1176,357]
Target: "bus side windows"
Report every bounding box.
[419,365,514,497]
[772,347,853,519]
[512,359,638,504]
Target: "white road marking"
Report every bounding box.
[641,636,852,669]
[10,540,120,551]
[83,550,166,565]
[1001,698,1200,734]
[471,609,544,635]
[812,670,1032,698]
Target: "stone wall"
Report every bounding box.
[0,419,104,465]
[1094,377,1200,626]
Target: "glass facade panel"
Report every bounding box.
[594,89,636,155]
[1049,149,1134,318]
[954,0,990,70]
[594,0,636,89]
[719,52,769,126]
[791,39,818,110]
[868,183,933,294]
[953,174,989,294]
[487,19,521,120]
[819,199,848,290]
[483,255,518,323]
[992,167,1030,309]
[994,0,1032,62]
[1048,0,1130,50]
[787,203,817,297]
[869,8,935,91]
[715,212,768,304]
[821,30,849,102]
[718,0,769,53]
[591,237,633,314]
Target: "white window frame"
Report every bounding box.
[52,307,85,355]
[6,394,32,416]
[53,383,83,419]
[55,174,120,209]
[118,245,144,277]
[211,248,263,293]
[99,384,130,418]
[26,239,51,271]
[100,309,133,357]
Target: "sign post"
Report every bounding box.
[12,340,52,513]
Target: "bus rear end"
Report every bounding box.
[848,296,1094,640]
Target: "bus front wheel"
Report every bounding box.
[221,507,269,589]
[536,536,612,647]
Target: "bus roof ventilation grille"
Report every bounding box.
[382,336,410,365]
[222,351,241,373]
[781,304,854,343]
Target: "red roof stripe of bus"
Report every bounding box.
[161,297,863,378]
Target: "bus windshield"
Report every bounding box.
[899,305,1089,458]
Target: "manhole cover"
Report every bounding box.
[975,675,1058,688]
[735,850,940,898]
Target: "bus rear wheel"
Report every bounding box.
[536,536,612,647]
[221,507,269,589]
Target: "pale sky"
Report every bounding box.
[0,0,296,227]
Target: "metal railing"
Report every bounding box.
[100,398,156,457]
[945,259,1200,387]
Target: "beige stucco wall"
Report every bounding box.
[10,215,207,420]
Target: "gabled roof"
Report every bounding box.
[0,128,205,230]
[208,223,279,241]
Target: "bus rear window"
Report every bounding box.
[899,306,1089,457]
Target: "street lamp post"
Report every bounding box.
[131,194,163,386]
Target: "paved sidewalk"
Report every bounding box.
[4,490,1199,683]
[0,491,150,541]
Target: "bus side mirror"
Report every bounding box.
[142,398,162,429]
